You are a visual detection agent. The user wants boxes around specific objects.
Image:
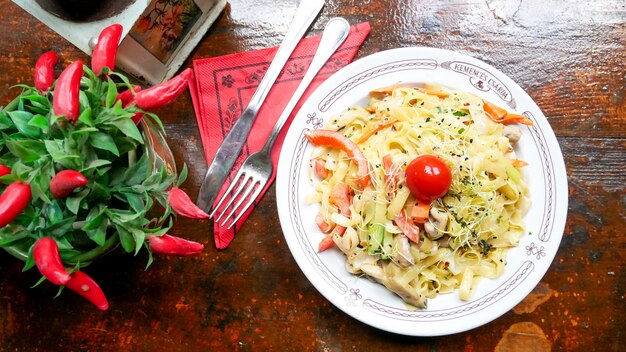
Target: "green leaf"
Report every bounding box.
[109,117,143,142]
[9,160,33,179]
[78,90,91,112]
[110,72,134,89]
[130,184,146,193]
[83,91,104,112]
[0,225,30,247]
[66,189,90,214]
[107,208,143,224]
[8,110,41,138]
[176,163,188,187]
[30,178,52,204]
[53,285,65,298]
[0,110,15,130]
[105,77,118,108]
[131,227,145,256]
[31,275,47,288]
[156,172,176,192]
[1,96,20,113]
[22,245,36,272]
[144,217,172,241]
[20,94,51,109]
[113,135,140,155]
[81,159,112,172]
[55,236,76,250]
[145,250,154,269]
[95,166,111,177]
[142,171,163,189]
[85,215,108,246]
[70,126,99,136]
[89,218,108,246]
[28,114,49,131]
[5,137,43,163]
[143,112,166,135]
[89,182,111,203]
[0,174,14,184]
[116,225,134,253]
[82,64,97,82]
[82,205,106,231]
[78,108,93,126]
[89,132,120,156]
[124,192,145,213]
[47,216,76,237]
[47,201,64,224]
[44,139,81,168]
[20,94,51,115]
[123,154,150,186]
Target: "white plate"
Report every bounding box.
[276,47,568,336]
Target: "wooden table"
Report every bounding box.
[0,0,624,350]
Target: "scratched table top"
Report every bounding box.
[0,0,624,350]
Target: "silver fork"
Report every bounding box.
[210,18,351,229]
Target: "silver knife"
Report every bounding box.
[196,0,325,212]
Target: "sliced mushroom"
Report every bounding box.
[345,260,359,274]
[347,250,378,275]
[359,262,386,282]
[383,275,427,308]
[391,234,414,268]
[424,207,449,240]
[503,125,522,146]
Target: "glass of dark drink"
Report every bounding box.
[35,0,135,22]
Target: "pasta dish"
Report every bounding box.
[305,84,531,308]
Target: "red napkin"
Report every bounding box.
[189,22,370,249]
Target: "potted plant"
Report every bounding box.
[0,24,208,310]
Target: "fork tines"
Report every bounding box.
[210,169,263,229]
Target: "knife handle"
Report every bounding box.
[246,0,326,114]
[261,17,350,152]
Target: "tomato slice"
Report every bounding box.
[405,155,452,202]
[304,130,370,189]
[313,158,330,179]
[393,211,420,244]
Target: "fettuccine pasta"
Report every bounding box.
[306,84,530,308]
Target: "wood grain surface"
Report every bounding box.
[0,0,624,350]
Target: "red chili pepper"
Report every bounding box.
[0,165,11,177]
[0,182,31,228]
[91,24,123,76]
[65,270,109,311]
[53,60,83,122]
[168,187,210,219]
[33,237,71,285]
[131,112,145,125]
[34,51,58,93]
[134,68,193,110]
[115,86,144,124]
[115,85,142,107]
[146,234,204,256]
[50,170,88,199]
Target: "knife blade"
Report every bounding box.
[196,0,325,213]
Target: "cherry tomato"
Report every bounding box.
[405,155,452,202]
